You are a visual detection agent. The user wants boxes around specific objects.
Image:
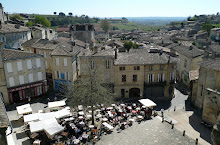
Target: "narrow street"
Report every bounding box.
[163,88,212,145]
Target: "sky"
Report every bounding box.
[1,0,220,17]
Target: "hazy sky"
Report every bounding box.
[1,0,220,17]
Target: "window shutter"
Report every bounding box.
[55,71,57,79]
[17,61,23,71]
[36,58,41,68]
[152,74,154,82]
[68,72,70,80]
[27,60,32,69]
[6,63,12,73]
[158,74,160,82]
[56,58,59,66]
[148,74,150,82]
[64,58,67,66]
[28,74,33,83]
[19,75,24,85]
[162,73,165,81]
[37,72,42,81]
[45,61,48,69]
[9,77,15,87]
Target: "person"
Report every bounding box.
[47,97,50,102]
[161,108,164,118]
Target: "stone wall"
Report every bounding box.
[202,88,220,125]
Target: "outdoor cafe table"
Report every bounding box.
[111,104,116,107]
[86,114,92,119]
[78,116,83,120]
[102,118,108,122]
[64,117,74,122]
[33,139,41,145]
[96,114,102,118]
[107,107,113,110]
[78,111,84,116]
[89,125,94,129]
[129,118,135,122]
[82,133,89,139]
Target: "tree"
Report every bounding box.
[123,41,139,51]
[69,12,73,16]
[202,21,213,35]
[10,14,23,21]
[54,12,57,15]
[64,62,116,125]
[122,17,128,23]
[100,19,110,33]
[59,12,65,16]
[26,21,34,27]
[35,15,51,27]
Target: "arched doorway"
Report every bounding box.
[129,88,140,98]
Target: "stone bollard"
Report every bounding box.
[196,138,198,144]
[172,124,174,129]
[162,117,164,123]
[183,130,185,136]
[174,106,176,111]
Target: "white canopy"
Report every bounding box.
[24,113,39,123]
[102,122,114,130]
[138,99,157,107]
[29,118,64,136]
[16,104,32,115]
[38,112,55,121]
[48,101,66,109]
[55,108,71,119]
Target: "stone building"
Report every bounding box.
[70,24,95,46]
[51,41,82,91]
[0,23,31,49]
[3,49,47,104]
[210,28,220,41]
[174,45,204,87]
[79,47,178,100]
[31,26,56,40]
[194,59,220,125]
[0,42,9,104]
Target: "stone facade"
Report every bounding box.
[202,88,220,125]
[70,24,95,46]
[3,49,47,104]
[79,48,178,100]
[0,42,9,104]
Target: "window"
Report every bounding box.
[160,65,164,70]
[6,63,13,73]
[122,75,126,82]
[119,67,125,71]
[19,75,24,85]
[39,51,41,54]
[148,74,154,82]
[184,59,187,67]
[64,58,68,66]
[56,58,59,66]
[201,85,203,96]
[121,89,125,97]
[133,75,137,82]
[28,74,34,83]
[170,72,175,81]
[106,60,110,69]
[17,61,23,71]
[27,60,32,69]
[37,72,42,81]
[149,65,153,71]
[9,77,15,87]
[55,71,60,79]
[3,37,6,42]
[44,52,47,58]
[36,58,41,68]
[91,61,95,69]
[65,72,70,80]
[61,73,65,79]
[134,66,140,70]
[158,73,164,82]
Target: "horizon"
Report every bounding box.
[1,0,220,18]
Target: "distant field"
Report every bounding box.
[113,22,161,31]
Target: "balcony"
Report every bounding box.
[170,80,175,84]
[144,81,167,87]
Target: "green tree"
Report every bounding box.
[202,21,213,35]
[69,12,73,16]
[100,19,110,33]
[10,14,23,21]
[123,41,139,51]
[122,17,128,23]
[65,63,116,125]
[26,21,34,27]
[35,15,51,27]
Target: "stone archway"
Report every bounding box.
[129,88,140,98]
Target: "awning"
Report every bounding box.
[48,101,66,109]
[24,113,39,123]
[16,104,32,115]
[138,99,157,107]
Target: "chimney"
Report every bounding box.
[114,49,117,59]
